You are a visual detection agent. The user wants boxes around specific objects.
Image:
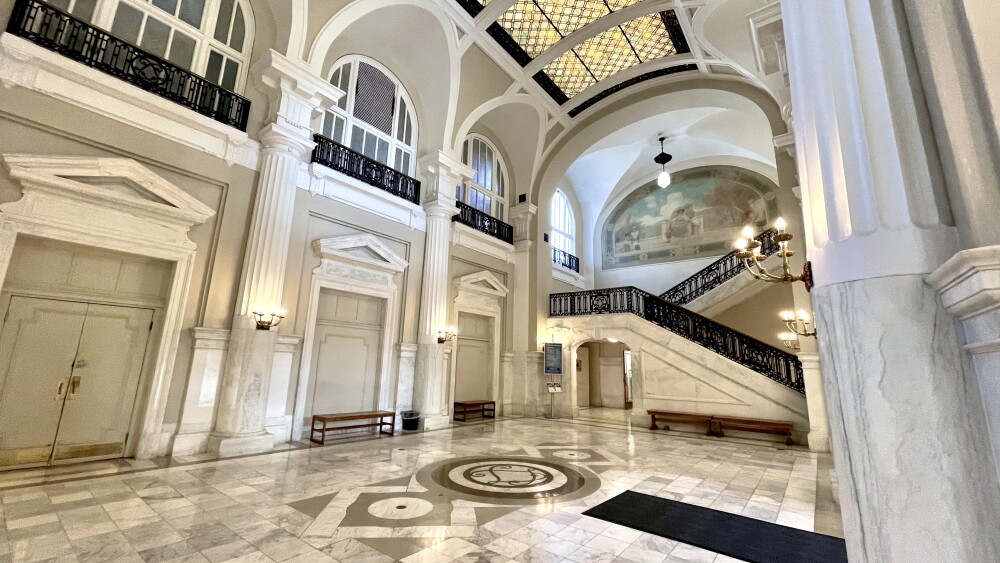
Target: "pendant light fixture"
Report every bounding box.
[654,136,673,188]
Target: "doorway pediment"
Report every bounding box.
[313,234,408,273]
[455,270,509,297]
[3,155,215,226]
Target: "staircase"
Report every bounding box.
[660,228,780,313]
[549,285,808,443]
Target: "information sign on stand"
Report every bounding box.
[543,343,563,418]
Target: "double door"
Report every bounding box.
[0,297,153,469]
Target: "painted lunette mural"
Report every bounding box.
[602,166,780,270]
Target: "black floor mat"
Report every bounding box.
[583,490,848,563]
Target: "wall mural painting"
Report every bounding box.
[602,166,780,270]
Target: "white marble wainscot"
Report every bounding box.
[928,245,1000,483]
[173,328,302,455]
[395,343,418,414]
[814,276,1000,562]
[173,328,229,455]
[265,334,303,444]
[500,351,515,416]
[547,314,810,441]
[525,351,546,418]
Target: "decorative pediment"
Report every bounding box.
[2,155,214,224]
[455,270,509,298]
[312,233,408,273]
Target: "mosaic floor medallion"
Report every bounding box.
[416,455,601,505]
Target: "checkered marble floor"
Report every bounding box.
[0,411,841,563]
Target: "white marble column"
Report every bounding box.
[412,152,473,430]
[929,247,1000,484]
[208,51,342,456]
[508,202,537,417]
[784,1,1000,561]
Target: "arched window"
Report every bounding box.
[458,134,508,220]
[551,189,575,256]
[319,55,418,175]
[51,0,253,92]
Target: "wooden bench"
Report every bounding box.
[454,400,496,422]
[310,411,395,445]
[710,416,794,445]
[647,410,713,434]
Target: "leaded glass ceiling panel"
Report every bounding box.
[544,50,596,97]
[496,0,644,57]
[622,13,678,61]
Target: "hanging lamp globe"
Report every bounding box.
[654,136,673,188]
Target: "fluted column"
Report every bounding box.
[508,202,537,416]
[412,152,473,430]
[208,51,342,455]
[784,1,1000,561]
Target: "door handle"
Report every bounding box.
[55,378,69,401]
[67,375,82,399]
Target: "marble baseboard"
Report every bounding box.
[206,431,274,457]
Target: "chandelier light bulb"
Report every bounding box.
[735,238,749,251]
[775,217,787,233]
[741,225,755,239]
[797,309,811,322]
[657,170,672,188]
[780,310,796,321]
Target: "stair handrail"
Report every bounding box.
[550,286,805,394]
[660,228,780,305]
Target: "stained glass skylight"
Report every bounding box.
[457,0,693,110]
[543,12,679,97]
[497,0,644,58]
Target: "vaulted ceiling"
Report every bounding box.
[454,0,781,122]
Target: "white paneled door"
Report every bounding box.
[0,297,153,469]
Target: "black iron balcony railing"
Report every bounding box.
[311,134,421,205]
[552,248,580,273]
[453,201,514,245]
[8,0,250,131]
[661,228,780,306]
[550,286,804,393]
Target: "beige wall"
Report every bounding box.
[0,93,259,425]
[709,283,795,350]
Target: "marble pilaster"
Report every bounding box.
[209,51,342,455]
[784,0,1000,560]
[929,245,1000,483]
[798,353,829,452]
[509,203,537,417]
[412,152,474,430]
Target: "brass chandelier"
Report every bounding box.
[734,217,813,291]
[778,309,817,350]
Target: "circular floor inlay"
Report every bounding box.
[367,497,434,520]
[416,455,601,505]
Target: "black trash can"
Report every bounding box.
[401,410,420,431]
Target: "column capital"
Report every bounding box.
[417,151,474,206]
[253,50,344,133]
[258,122,316,162]
[928,245,1000,320]
[509,202,537,242]
[773,132,796,160]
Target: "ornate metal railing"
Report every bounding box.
[452,201,514,245]
[550,286,804,393]
[7,0,250,131]
[552,248,580,273]
[661,228,780,305]
[311,134,421,205]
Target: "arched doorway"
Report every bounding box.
[574,339,633,421]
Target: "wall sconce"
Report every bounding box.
[780,309,817,338]
[252,308,285,331]
[437,329,456,344]
[779,332,802,350]
[735,218,814,291]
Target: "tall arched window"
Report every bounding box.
[458,134,508,220]
[319,55,418,175]
[50,0,253,92]
[551,189,575,256]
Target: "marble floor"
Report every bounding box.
[0,410,842,563]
